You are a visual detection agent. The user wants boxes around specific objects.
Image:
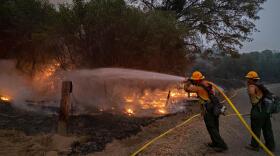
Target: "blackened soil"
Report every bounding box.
[0,103,159,155]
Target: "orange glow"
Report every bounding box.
[122,88,192,116]
[124,97,134,103]
[157,108,167,114]
[125,108,135,116]
[33,60,61,92]
[190,92,198,97]
[0,96,10,102]
[35,61,60,81]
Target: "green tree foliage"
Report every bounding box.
[0,0,266,76]
[0,0,58,75]
[0,0,189,75]
[55,0,189,74]
[131,0,266,55]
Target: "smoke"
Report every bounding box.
[0,60,61,108]
[0,60,186,116]
[62,68,185,115]
[0,60,35,106]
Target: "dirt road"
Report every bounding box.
[1,85,278,156]
[95,84,280,156]
[136,84,280,156]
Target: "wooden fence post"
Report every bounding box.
[57,81,72,135]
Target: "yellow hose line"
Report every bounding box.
[208,82,274,156]
[130,113,249,156]
[131,83,274,156]
[221,90,238,103]
[131,113,200,156]
[225,113,250,117]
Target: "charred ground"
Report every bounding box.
[0,102,187,155]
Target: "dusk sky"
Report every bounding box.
[241,0,280,52]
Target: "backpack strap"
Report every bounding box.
[251,83,267,112]
[197,82,213,97]
[255,83,271,95]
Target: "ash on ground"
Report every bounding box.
[0,102,187,155]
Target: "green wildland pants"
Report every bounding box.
[250,105,275,151]
[204,111,228,149]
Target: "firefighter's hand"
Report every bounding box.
[220,105,227,116]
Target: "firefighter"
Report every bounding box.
[245,71,275,152]
[184,71,228,152]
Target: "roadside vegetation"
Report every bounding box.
[0,0,265,76]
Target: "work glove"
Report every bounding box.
[220,105,227,116]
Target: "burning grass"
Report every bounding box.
[0,96,10,102]
[122,88,197,116]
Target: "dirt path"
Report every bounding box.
[0,130,78,156]
[138,84,280,156]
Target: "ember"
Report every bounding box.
[0,96,10,102]
[122,88,197,116]
[189,92,198,97]
[125,108,135,116]
[157,108,167,114]
[33,60,61,91]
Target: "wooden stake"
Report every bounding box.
[57,81,72,135]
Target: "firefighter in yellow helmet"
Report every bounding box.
[184,71,228,152]
[245,71,275,152]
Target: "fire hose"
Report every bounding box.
[131,82,275,156]
[209,82,274,156]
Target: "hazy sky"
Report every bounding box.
[241,0,280,52]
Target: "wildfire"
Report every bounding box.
[35,61,60,81]
[0,96,10,102]
[125,108,135,116]
[123,88,196,116]
[157,108,167,114]
[33,60,61,91]
[189,92,198,98]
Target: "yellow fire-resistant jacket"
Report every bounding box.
[247,84,263,105]
[184,80,212,104]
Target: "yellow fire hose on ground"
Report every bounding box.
[131,113,200,156]
[131,82,274,156]
[208,82,274,156]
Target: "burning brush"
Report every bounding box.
[0,95,11,103]
[121,87,198,116]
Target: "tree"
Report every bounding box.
[0,0,191,75]
[130,0,266,56]
[0,0,58,75]
[53,0,189,74]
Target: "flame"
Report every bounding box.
[35,61,60,81]
[122,88,193,116]
[33,60,61,92]
[124,97,134,103]
[157,108,167,114]
[125,108,135,116]
[0,96,10,102]
[189,92,198,97]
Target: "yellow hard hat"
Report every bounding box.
[191,71,205,80]
[245,71,260,79]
